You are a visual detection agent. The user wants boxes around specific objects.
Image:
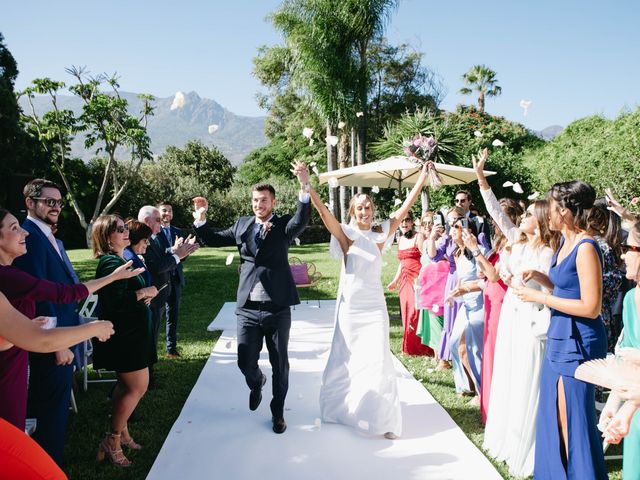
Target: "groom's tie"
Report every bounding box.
[254,224,263,249]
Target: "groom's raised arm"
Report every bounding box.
[192,197,238,247]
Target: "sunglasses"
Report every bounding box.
[454,198,468,204]
[31,197,65,208]
[401,218,413,223]
[115,225,129,234]
[621,244,640,254]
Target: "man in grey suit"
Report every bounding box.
[193,163,310,433]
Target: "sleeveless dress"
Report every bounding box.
[619,288,640,479]
[534,238,607,480]
[449,253,484,393]
[398,246,433,356]
[320,221,402,436]
[480,251,507,424]
[431,237,459,361]
[417,253,448,351]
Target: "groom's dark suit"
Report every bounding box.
[196,200,310,418]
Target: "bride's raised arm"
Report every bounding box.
[388,162,429,237]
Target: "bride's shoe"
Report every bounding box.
[121,426,142,450]
[384,432,398,440]
[96,432,131,467]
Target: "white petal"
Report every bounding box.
[394,198,402,206]
[502,181,514,187]
[371,185,380,193]
[356,112,364,117]
[312,166,319,175]
[326,135,339,146]
[492,139,504,147]
[170,91,185,110]
[474,130,483,137]
[225,253,235,265]
[519,99,532,116]
[302,127,313,139]
[527,192,540,200]
[309,162,317,167]
[328,177,339,188]
[309,138,314,146]
[512,182,524,194]
[337,121,346,129]
[208,124,219,134]
[294,237,301,246]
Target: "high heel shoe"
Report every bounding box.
[121,427,142,450]
[96,432,131,467]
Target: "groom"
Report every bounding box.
[193,163,310,433]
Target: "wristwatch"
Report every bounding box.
[472,249,481,257]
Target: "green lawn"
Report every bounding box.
[65,244,622,480]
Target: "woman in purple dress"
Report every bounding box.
[0,209,141,430]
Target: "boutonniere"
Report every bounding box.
[260,221,274,240]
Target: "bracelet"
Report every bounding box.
[472,249,481,257]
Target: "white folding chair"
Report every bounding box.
[78,294,117,391]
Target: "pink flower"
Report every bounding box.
[631,197,639,205]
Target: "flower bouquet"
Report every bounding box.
[403,134,442,190]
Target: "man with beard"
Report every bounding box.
[13,178,79,467]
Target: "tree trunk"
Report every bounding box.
[478,91,485,113]
[326,123,339,219]
[338,133,350,224]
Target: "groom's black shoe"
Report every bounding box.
[272,416,287,434]
[249,374,267,411]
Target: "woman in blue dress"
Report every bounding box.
[514,180,607,479]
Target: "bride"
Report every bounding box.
[304,162,429,439]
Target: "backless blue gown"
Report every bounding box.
[534,238,607,479]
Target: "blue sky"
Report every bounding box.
[3,0,639,130]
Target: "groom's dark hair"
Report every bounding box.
[252,183,276,199]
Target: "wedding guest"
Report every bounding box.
[416,212,449,353]
[599,221,640,479]
[515,180,608,479]
[589,198,624,351]
[387,210,433,356]
[461,197,522,423]
[13,179,123,466]
[307,162,430,439]
[455,189,491,249]
[0,292,113,480]
[157,201,193,358]
[426,207,467,370]
[0,208,141,431]
[445,218,484,400]
[476,150,559,478]
[92,215,158,467]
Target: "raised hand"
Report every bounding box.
[461,228,478,251]
[112,260,146,280]
[192,196,208,222]
[290,161,310,186]
[472,148,489,188]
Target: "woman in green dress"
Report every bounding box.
[92,215,158,468]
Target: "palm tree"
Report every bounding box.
[459,65,501,113]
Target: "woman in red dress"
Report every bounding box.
[388,211,434,356]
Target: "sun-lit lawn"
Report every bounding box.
[65,244,622,480]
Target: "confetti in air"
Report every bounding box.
[328,177,339,188]
[492,139,504,147]
[503,181,514,188]
[294,238,301,246]
[338,121,346,129]
[225,253,235,265]
[512,182,524,194]
[170,91,185,110]
[519,99,532,116]
[356,112,364,117]
[302,127,314,139]
[394,198,402,206]
[208,124,219,134]
[528,192,540,200]
[312,166,319,175]
[474,130,483,137]
[326,135,339,146]
[371,185,380,194]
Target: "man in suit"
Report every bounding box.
[138,206,197,378]
[455,189,492,249]
[193,163,310,434]
[13,179,78,466]
[157,201,187,358]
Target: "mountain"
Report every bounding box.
[18,91,267,165]
[536,125,564,141]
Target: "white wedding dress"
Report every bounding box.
[480,189,553,478]
[320,220,402,437]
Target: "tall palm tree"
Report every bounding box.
[459,64,501,113]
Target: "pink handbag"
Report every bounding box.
[417,260,449,316]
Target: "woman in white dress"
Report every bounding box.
[473,150,560,477]
[306,162,429,439]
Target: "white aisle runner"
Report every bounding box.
[147,301,502,480]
